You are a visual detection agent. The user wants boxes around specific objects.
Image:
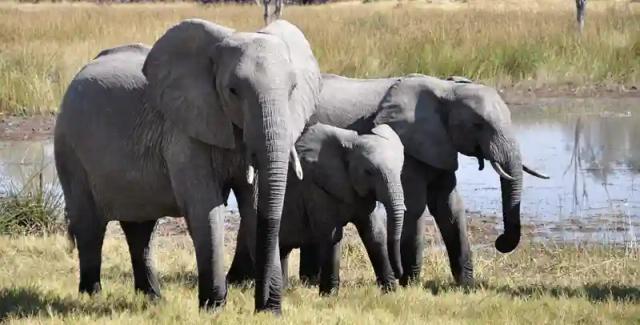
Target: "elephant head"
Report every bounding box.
[142,19,321,310]
[375,75,547,254]
[296,123,406,278]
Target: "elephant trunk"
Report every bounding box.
[253,94,290,312]
[380,178,405,279]
[490,136,523,254]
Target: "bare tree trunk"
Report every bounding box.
[576,0,587,34]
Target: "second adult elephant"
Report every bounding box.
[54,19,321,313]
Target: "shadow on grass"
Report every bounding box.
[423,280,640,303]
[0,285,150,321]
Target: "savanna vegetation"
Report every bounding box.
[0,0,639,115]
[0,230,639,323]
[1,1,639,323]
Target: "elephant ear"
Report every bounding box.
[296,123,359,204]
[375,76,459,171]
[259,20,322,145]
[142,19,236,149]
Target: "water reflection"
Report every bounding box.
[457,98,639,244]
[0,98,638,243]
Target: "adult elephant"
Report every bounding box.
[54,19,321,313]
[230,73,548,287]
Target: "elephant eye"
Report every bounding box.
[229,87,239,96]
[364,168,374,177]
[473,122,484,130]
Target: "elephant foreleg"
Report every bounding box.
[166,138,227,309]
[399,158,429,286]
[185,203,227,309]
[280,246,293,290]
[355,214,396,293]
[427,173,473,286]
[121,220,161,299]
[317,234,342,296]
[227,180,257,285]
[298,244,320,285]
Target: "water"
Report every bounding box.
[1,98,638,243]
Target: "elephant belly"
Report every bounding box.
[89,167,179,222]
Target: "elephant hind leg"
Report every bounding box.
[121,220,161,299]
[55,140,106,295]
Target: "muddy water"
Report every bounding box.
[0,97,638,243]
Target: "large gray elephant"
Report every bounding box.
[232,73,548,287]
[278,123,405,295]
[54,19,321,313]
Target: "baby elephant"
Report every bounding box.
[279,123,405,294]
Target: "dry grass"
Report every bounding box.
[0,228,639,324]
[0,1,639,114]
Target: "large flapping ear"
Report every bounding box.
[259,20,322,146]
[375,75,459,171]
[142,19,236,149]
[296,123,359,204]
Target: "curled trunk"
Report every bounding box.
[493,146,523,253]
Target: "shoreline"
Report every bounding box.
[2,88,639,141]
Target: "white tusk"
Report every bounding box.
[523,164,550,179]
[246,164,255,185]
[290,147,303,180]
[491,161,515,181]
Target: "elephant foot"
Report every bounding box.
[199,298,226,311]
[454,272,475,290]
[79,282,102,295]
[137,288,162,301]
[378,280,397,293]
[318,286,338,297]
[399,270,420,287]
[300,274,319,287]
[199,284,228,311]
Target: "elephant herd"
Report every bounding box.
[54,18,548,314]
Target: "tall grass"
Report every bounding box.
[0,233,638,323]
[0,165,63,235]
[0,1,639,115]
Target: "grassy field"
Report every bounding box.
[0,1,639,115]
[0,230,639,324]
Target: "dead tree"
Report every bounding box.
[576,0,586,33]
[263,0,284,25]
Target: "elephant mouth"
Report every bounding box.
[474,145,549,180]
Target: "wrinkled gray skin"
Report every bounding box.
[278,123,405,295]
[232,73,548,286]
[54,19,321,313]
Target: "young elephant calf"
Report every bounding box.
[278,123,405,294]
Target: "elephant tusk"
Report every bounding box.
[290,147,303,180]
[246,164,255,185]
[246,150,256,185]
[491,161,515,181]
[523,164,550,179]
